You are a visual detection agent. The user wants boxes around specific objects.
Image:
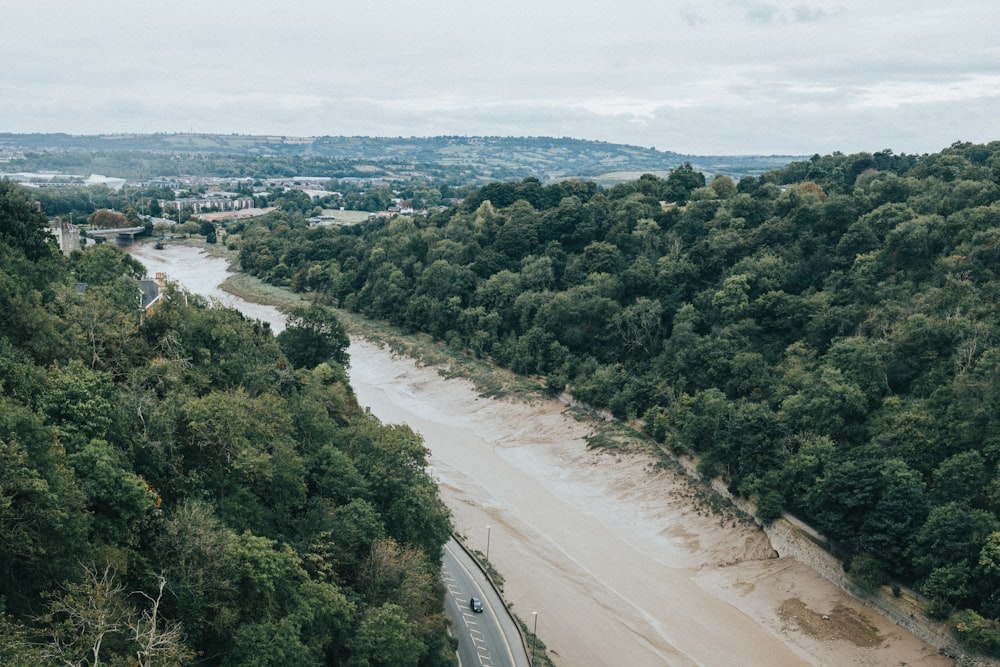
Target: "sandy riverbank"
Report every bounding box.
[347,339,951,667]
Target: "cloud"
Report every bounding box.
[855,74,1000,108]
[793,5,829,22]
[734,1,838,25]
[745,3,780,24]
[681,6,708,26]
[1,1,998,156]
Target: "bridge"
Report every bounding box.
[86,226,147,246]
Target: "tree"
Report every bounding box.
[69,243,147,285]
[345,420,452,557]
[0,613,43,667]
[38,563,132,667]
[179,389,305,534]
[224,618,316,667]
[88,208,128,229]
[664,162,706,204]
[708,174,737,199]
[70,438,158,548]
[857,459,930,580]
[803,453,884,548]
[0,428,90,615]
[0,178,58,261]
[921,563,972,619]
[931,451,988,507]
[909,501,999,577]
[613,297,663,355]
[157,500,235,649]
[277,303,350,369]
[349,603,426,667]
[41,359,115,447]
[494,200,539,263]
[131,576,192,667]
[217,531,307,630]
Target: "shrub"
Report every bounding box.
[951,609,1000,657]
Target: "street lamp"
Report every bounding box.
[485,525,491,562]
[531,611,538,666]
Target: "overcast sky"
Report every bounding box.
[3,1,998,156]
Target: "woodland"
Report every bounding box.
[0,178,454,665]
[232,142,1000,655]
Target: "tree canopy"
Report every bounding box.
[0,178,454,666]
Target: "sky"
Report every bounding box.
[3,0,999,156]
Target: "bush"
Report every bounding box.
[847,552,887,590]
[951,609,1000,657]
[755,488,784,524]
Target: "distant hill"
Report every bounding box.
[0,133,803,183]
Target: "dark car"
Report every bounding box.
[470,596,484,613]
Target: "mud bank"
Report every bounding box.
[347,339,951,667]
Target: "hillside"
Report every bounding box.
[0,133,802,183]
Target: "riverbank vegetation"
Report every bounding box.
[0,178,455,665]
[230,142,1000,655]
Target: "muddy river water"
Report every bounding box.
[130,243,952,667]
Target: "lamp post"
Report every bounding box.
[531,611,538,666]
[485,525,491,562]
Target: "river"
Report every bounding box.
[129,242,952,667]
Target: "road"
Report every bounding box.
[441,539,530,667]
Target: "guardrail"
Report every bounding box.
[450,533,533,665]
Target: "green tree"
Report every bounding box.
[224,617,316,667]
[0,178,58,261]
[157,500,235,649]
[70,438,157,548]
[664,162,706,204]
[179,389,306,534]
[909,501,999,577]
[345,420,452,557]
[931,451,988,507]
[69,243,147,285]
[277,303,350,369]
[856,459,930,580]
[349,603,426,667]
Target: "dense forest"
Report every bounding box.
[234,142,1000,655]
[0,179,454,666]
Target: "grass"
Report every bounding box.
[332,309,551,401]
[582,417,653,453]
[220,271,309,311]
[316,209,372,224]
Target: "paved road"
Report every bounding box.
[442,539,530,667]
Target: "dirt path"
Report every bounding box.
[347,339,951,667]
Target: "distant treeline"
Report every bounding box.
[0,178,454,666]
[233,142,1000,655]
[1,132,801,182]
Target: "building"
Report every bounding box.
[139,272,165,312]
[48,219,81,254]
[157,196,255,215]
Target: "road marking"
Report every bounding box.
[444,541,505,667]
